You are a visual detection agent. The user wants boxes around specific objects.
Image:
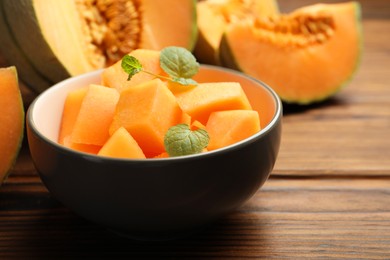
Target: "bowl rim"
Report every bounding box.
[27,64,282,162]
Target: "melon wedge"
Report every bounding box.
[220,2,362,104]
[0,0,197,91]
[0,67,24,185]
[194,0,279,65]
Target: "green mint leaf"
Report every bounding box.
[172,77,198,86]
[160,46,199,84]
[121,55,143,81]
[164,124,209,157]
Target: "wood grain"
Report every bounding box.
[0,0,390,258]
[0,176,389,259]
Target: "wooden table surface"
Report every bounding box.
[1,0,389,258]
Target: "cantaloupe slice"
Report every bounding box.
[176,82,252,125]
[71,84,119,146]
[101,49,165,92]
[98,127,146,159]
[58,87,88,145]
[0,66,24,184]
[220,2,362,104]
[109,78,183,157]
[206,110,260,151]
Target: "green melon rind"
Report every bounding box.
[188,0,199,52]
[2,0,71,85]
[0,1,52,93]
[219,2,363,105]
[0,67,24,185]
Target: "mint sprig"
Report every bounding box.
[121,46,199,86]
[164,124,209,157]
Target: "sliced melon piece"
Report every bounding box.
[206,110,260,151]
[98,127,146,159]
[58,87,88,145]
[220,2,362,104]
[101,49,165,92]
[1,0,197,91]
[0,67,24,185]
[109,78,183,158]
[62,136,101,155]
[71,84,119,146]
[194,0,279,65]
[176,82,252,125]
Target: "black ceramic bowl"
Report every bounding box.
[26,65,282,240]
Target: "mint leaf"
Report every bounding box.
[160,46,199,85]
[121,55,142,81]
[164,124,209,157]
[172,77,198,86]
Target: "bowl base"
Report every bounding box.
[107,226,204,241]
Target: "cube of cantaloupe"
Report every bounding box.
[109,78,183,158]
[101,49,165,92]
[71,84,119,146]
[58,87,88,144]
[98,127,146,159]
[206,110,261,151]
[176,82,252,125]
[62,136,101,155]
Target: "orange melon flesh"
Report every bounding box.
[98,127,146,159]
[62,136,101,155]
[0,66,24,183]
[220,2,362,104]
[101,49,165,92]
[140,0,197,51]
[206,110,260,151]
[190,120,206,130]
[71,84,119,146]
[109,78,183,158]
[176,82,252,125]
[58,87,88,144]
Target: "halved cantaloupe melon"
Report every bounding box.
[194,0,279,65]
[220,2,362,104]
[0,66,24,185]
[0,0,197,91]
[206,110,260,151]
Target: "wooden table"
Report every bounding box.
[1,0,389,258]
